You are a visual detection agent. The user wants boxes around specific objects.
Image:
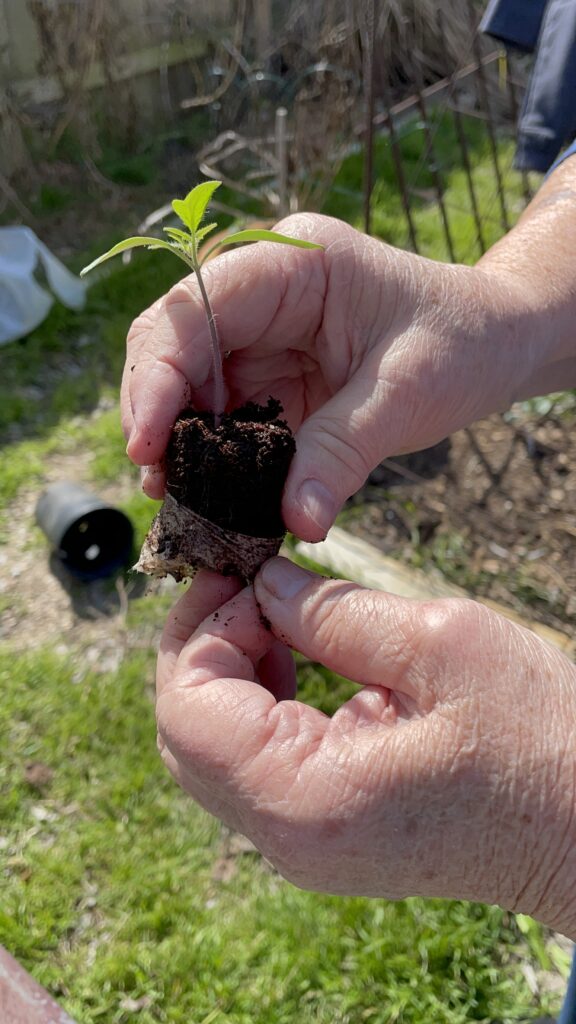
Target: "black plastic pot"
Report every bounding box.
[36,482,134,581]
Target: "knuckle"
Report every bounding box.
[306,419,374,489]
[127,305,160,347]
[276,863,322,893]
[273,211,326,240]
[256,823,302,876]
[165,276,198,308]
[417,597,493,663]
[261,837,326,893]
[305,582,360,657]
[120,408,132,442]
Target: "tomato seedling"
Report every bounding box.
[81,179,322,425]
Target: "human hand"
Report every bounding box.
[122,214,544,543]
[157,558,576,939]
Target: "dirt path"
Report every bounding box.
[0,452,176,676]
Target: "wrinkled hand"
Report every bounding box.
[157,558,576,938]
[122,214,540,542]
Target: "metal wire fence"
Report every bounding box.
[0,0,523,224]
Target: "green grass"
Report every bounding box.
[0,118,568,1022]
[323,111,529,263]
[0,250,183,444]
[0,247,180,536]
[0,643,566,1023]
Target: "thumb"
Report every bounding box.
[254,557,459,705]
[282,369,391,542]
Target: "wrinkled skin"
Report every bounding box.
[157,562,576,937]
[122,214,550,542]
[124,207,576,936]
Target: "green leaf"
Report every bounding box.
[515,914,552,970]
[80,236,180,276]
[195,221,218,243]
[200,228,324,264]
[147,243,183,252]
[171,200,193,231]
[171,180,221,233]
[163,226,192,244]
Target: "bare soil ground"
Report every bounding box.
[346,400,576,638]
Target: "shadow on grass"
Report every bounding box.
[47,551,149,621]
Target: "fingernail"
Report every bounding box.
[260,558,310,600]
[126,428,138,457]
[296,479,338,536]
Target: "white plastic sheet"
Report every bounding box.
[0,226,86,345]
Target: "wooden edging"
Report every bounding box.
[0,943,78,1023]
[294,527,575,659]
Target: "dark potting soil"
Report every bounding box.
[164,398,296,538]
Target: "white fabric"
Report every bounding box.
[0,226,86,345]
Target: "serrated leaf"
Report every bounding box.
[172,180,221,233]
[163,226,192,244]
[80,236,179,276]
[200,228,324,264]
[195,221,218,243]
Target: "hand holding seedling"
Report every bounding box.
[83,181,323,578]
[157,561,576,938]
[120,168,576,543]
[147,156,576,933]
[82,180,322,429]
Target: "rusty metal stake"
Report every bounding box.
[503,50,533,206]
[275,106,289,218]
[379,77,420,252]
[466,0,510,232]
[437,8,486,256]
[411,59,456,263]
[361,0,376,235]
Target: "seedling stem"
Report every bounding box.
[190,252,225,427]
[81,178,322,429]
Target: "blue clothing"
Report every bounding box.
[549,137,576,172]
[482,0,576,172]
[558,953,576,1024]
[480,0,546,52]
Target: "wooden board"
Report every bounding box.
[0,944,78,1023]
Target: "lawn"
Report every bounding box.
[0,113,570,1022]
